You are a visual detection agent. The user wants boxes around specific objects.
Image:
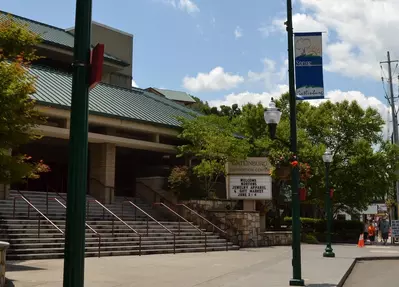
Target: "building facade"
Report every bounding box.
[1,11,198,203]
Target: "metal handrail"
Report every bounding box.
[89,178,114,204]
[177,203,229,251]
[87,199,142,255]
[153,202,207,252]
[136,181,175,207]
[12,191,64,238]
[123,200,176,254]
[51,197,102,258]
[45,185,66,215]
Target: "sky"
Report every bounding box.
[2,0,399,139]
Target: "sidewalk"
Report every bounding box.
[6,244,399,287]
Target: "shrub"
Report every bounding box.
[168,166,191,197]
[284,217,364,243]
[302,233,319,244]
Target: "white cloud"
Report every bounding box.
[160,0,199,14]
[234,26,243,39]
[132,79,138,88]
[269,0,399,80]
[209,85,289,108]
[182,67,244,92]
[247,58,288,89]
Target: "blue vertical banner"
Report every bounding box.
[294,32,324,100]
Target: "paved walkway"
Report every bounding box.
[343,259,399,287]
[5,244,399,287]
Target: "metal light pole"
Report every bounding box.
[264,0,304,280]
[322,149,335,258]
[63,1,92,286]
[286,0,304,285]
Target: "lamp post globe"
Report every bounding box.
[323,148,335,258]
[322,148,333,163]
[264,98,282,139]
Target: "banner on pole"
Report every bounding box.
[294,32,324,100]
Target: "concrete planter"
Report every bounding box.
[0,241,10,287]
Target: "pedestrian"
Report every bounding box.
[368,221,376,245]
[380,216,390,245]
[363,220,369,242]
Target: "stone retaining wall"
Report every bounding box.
[212,211,260,247]
[259,231,292,247]
[0,242,9,287]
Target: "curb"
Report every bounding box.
[337,256,399,287]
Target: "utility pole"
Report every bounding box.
[63,0,92,286]
[381,51,399,220]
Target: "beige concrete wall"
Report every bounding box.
[90,22,133,78]
[89,143,116,204]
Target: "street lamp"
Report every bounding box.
[264,98,282,140]
[264,96,304,286]
[322,148,335,258]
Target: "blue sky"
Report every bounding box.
[2,0,399,132]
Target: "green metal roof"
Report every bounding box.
[0,11,128,66]
[29,66,199,128]
[152,88,196,103]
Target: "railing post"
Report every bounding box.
[112,218,114,236]
[205,233,207,253]
[178,217,181,235]
[38,217,41,238]
[98,236,101,258]
[46,186,48,214]
[86,200,90,219]
[146,217,149,236]
[173,233,176,254]
[139,235,142,256]
[28,203,30,219]
[13,197,16,218]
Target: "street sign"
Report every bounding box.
[89,43,104,89]
[391,220,399,238]
[294,32,324,100]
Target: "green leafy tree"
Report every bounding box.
[0,16,49,185]
[177,115,250,197]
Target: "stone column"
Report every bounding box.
[89,143,116,204]
[0,149,11,200]
[243,200,256,211]
[0,241,9,287]
[0,184,9,201]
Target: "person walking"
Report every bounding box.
[380,217,390,245]
[363,220,369,243]
[368,221,376,245]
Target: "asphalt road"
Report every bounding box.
[343,259,399,287]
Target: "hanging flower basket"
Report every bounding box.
[275,165,291,180]
[299,187,307,201]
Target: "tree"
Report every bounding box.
[0,16,49,185]
[176,115,250,197]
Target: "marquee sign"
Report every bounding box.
[226,157,272,200]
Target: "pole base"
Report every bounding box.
[323,251,335,258]
[289,279,305,286]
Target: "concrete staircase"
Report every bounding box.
[0,190,238,260]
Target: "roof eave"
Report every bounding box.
[35,101,182,131]
[43,40,130,67]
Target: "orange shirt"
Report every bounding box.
[368,225,376,236]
